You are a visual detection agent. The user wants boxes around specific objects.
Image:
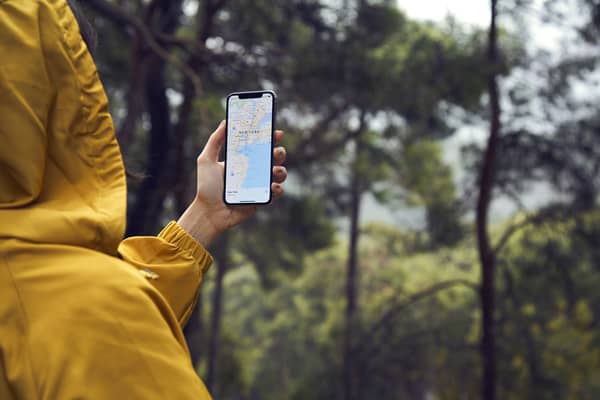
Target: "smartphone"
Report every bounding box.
[223,90,276,205]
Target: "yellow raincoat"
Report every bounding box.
[0,0,213,398]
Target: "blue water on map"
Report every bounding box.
[257,112,272,129]
[238,142,271,189]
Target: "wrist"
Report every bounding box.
[177,200,221,248]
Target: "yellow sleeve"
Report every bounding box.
[0,0,55,207]
[118,221,213,327]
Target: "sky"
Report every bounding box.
[396,0,490,27]
[396,0,571,53]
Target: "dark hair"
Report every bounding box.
[66,0,97,56]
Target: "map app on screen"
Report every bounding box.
[225,92,274,204]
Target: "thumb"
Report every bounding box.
[201,120,226,162]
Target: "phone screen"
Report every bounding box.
[224,91,275,205]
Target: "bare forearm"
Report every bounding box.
[177,200,220,248]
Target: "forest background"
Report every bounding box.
[82,0,600,399]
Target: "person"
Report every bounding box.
[0,0,287,398]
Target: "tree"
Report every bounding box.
[476,1,501,399]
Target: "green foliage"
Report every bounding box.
[401,140,466,247]
[236,195,336,288]
[495,211,600,400]
[402,140,456,205]
[204,211,600,400]
[215,224,481,399]
[370,19,489,132]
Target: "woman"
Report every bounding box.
[0,0,287,398]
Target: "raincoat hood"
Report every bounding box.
[0,0,126,254]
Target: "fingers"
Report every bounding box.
[273,166,287,184]
[272,140,287,200]
[273,146,286,165]
[200,120,226,162]
[272,183,284,200]
[274,130,284,145]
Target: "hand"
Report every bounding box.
[177,120,287,248]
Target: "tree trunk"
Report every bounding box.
[343,147,363,400]
[117,33,146,154]
[126,53,170,235]
[477,1,500,399]
[206,232,230,393]
[126,1,182,235]
[172,81,197,216]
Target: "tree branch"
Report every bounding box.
[493,206,574,255]
[352,279,478,355]
[286,102,351,168]
[86,0,202,93]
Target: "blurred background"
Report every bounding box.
[83,0,599,399]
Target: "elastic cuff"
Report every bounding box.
[158,221,213,272]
